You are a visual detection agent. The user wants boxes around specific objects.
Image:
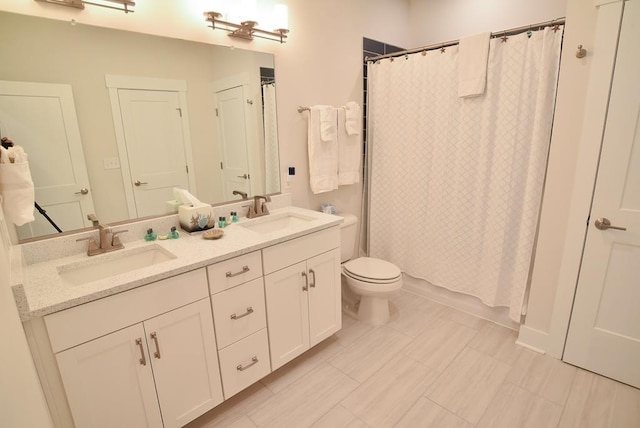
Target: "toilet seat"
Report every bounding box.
[342,257,401,283]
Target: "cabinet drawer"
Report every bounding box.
[45,269,208,353]
[208,251,263,294]
[262,226,340,274]
[211,278,266,349]
[218,329,271,399]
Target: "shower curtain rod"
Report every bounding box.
[365,17,565,62]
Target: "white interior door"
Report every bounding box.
[216,86,251,200]
[118,89,190,218]
[0,81,95,239]
[563,0,640,389]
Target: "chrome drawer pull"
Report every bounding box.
[150,332,161,359]
[237,356,259,371]
[135,338,146,366]
[309,268,316,288]
[226,265,250,278]
[301,271,308,291]
[230,306,254,320]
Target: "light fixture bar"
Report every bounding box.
[204,12,288,43]
[34,0,135,13]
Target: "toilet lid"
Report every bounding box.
[343,257,401,281]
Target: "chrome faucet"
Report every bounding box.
[232,190,248,200]
[78,214,128,256]
[247,195,271,218]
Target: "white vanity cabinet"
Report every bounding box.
[262,226,342,370]
[45,269,223,428]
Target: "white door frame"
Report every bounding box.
[211,72,261,198]
[534,0,627,358]
[106,75,197,218]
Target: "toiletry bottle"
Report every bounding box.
[232,211,239,222]
[145,228,157,241]
[168,226,180,239]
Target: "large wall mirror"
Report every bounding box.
[0,11,281,242]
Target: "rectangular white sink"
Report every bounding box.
[239,212,315,234]
[57,244,177,286]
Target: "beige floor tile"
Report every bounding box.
[426,347,511,424]
[611,382,640,428]
[184,382,273,428]
[477,382,562,428]
[507,348,577,405]
[247,363,358,428]
[386,292,451,338]
[443,307,491,330]
[223,415,258,428]
[395,397,474,428]
[559,368,619,428]
[467,322,523,365]
[333,313,378,349]
[261,335,343,394]
[329,326,412,382]
[402,317,478,372]
[341,353,439,427]
[311,405,368,428]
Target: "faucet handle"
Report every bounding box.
[260,202,270,216]
[77,236,100,256]
[111,229,128,248]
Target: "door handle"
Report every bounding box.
[74,188,89,195]
[237,174,249,179]
[594,217,627,231]
[134,180,148,186]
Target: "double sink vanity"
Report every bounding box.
[11,202,343,428]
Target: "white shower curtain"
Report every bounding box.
[262,83,280,194]
[367,27,563,322]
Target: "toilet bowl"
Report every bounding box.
[339,214,402,325]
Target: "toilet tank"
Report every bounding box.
[339,214,358,263]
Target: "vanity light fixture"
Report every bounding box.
[34,0,135,14]
[204,10,289,43]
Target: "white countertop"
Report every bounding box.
[12,206,343,321]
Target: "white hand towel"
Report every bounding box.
[344,101,361,135]
[308,106,339,194]
[458,32,490,98]
[337,108,362,186]
[318,105,337,142]
[0,160,35,226]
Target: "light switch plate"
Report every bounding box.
[103,157,120,170]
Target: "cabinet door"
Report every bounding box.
[308,248,342,347]
[264,261,310,370]
[56,324,163,428]
[144,298,224,428]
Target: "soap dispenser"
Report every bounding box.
[145,228,157,241]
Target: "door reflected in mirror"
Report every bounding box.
[0,11,281,241]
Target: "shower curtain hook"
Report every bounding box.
[501,31,509,43]
[527,25,533,38]
[440,43,446,53]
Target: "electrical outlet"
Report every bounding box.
[103,157,120,170]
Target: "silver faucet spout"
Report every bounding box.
[232,190,248,200]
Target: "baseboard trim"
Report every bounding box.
[516,325,549,354]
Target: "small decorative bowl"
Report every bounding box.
[202,229,224,240]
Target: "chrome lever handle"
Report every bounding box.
[135,338,146,366]
[226,265,250,278]
[134,180,148,186]
[236,356,258,371]
[301,271,308,291]
[237,174,249,179]
[594,218,627,231]
[230,307,254,320]
[75,188,89,195]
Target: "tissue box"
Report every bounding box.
[178,204,215,233]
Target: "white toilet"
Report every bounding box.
[340,214,402,325]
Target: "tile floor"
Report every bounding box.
[186,290,640,428]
